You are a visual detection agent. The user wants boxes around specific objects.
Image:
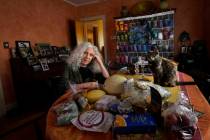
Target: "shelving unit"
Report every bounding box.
[114,10,175,65]
[10,58,65,111]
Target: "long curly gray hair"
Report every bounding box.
[66,42,102,73]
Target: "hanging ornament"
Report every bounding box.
[160,0,168,10]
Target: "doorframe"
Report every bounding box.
[79,15,108,64]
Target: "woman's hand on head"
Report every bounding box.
[94,54,103,65]
[94,54,110,78]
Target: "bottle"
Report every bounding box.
[73,93,90,111]
[115,21,120,32]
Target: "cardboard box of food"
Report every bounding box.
[113,113,157,134]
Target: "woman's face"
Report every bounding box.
[81,47,95,66]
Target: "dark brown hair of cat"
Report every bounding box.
[147,49,177,87]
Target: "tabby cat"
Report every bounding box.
[147,49,177,87]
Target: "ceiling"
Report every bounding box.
[64,0,105,6]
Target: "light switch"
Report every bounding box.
[3,42,9,48]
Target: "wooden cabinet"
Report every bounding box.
[10,58,65,111]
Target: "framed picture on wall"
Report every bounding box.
[15,41,33,58]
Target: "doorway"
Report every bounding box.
[75,15,108,63]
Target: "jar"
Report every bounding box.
[117,100,133,114]
[73,93,89,110]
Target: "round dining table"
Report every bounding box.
[45,72,210,140]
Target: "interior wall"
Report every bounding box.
[76,0,207,61]
[168,0,205,53]
[0,0,76,106]
[204,0,210,63]
[76,0,150,61]
[0,76,6,117]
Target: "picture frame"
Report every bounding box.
[26,57,39,66]
[31,46,40,57]
[35,43,53,57]
[39,58,49,71]
[15,41,33,58]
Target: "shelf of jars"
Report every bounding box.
[114,10,175,65]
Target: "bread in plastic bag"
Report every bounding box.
[139,81,171,99]
[162,103,198,140]
[53,100,79,125]
[122,80,151,109]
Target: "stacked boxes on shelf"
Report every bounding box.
[115,10,175,66]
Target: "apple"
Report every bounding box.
[180,114,190,126]
[164,113,178,128]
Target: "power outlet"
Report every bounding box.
[3,42,9,48]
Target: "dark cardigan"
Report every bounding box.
[64,63,106,86]
[50,63,105,99]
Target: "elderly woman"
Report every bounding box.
[64,42,109,93]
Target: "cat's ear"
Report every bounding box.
[151,45,159,54]
[153,47,159,54]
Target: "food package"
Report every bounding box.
[108,99,134,114]
[53,100,79,125]
[117,99,134,114]
[113,113,157,134]
[108,99,121,114]
[176,91,190,106]
[139,81,171,99]
[122,78,135,99]
[71,110,114,133]
[95,95,117,111]
[162,104,198,140]
[124,81,151,109]
[115,134,154,140]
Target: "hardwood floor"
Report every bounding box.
[0,110,46,140]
